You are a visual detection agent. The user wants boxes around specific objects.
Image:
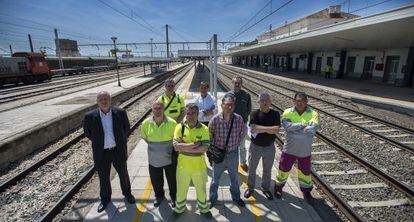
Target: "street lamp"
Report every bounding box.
[111,36,121,87]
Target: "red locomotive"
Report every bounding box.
[0,52,51,86]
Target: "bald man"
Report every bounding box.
[83,91,135,213]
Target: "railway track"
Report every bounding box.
[219,65,414,188]
[0,63,193,222]
[222,65,414,154]
[0,66,144,96]
[0,67,146,105]
[216,65,413,222]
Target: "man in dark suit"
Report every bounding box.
[83,91,135,212]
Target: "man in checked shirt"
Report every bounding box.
[209,93,246,209]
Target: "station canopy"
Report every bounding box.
[178,50,221,59]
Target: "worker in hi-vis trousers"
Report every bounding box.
[274,92,319,203]
[172,103,212,220]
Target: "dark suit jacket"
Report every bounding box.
[83,107,130,167]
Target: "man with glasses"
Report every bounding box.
[274,92,319,202]
[209,93,246,208]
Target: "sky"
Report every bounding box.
[0,0,413,57]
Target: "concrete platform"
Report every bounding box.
[224,64,414,116]
[82,66,323,221]
[0,64,186,169]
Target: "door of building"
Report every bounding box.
[295,58,299,71]
[346,57,356,77]
[316,57,322,74]
[362,56,375,79]
[383,56,400,84]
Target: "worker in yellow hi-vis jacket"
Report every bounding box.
[172,103,212,220]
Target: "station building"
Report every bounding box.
[225,4,414,87]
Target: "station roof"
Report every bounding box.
[224,4,414,56]
[178,49,221,58]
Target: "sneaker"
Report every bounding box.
[262,190,274,200]
[201,211,213,220]
[234,199,246,207]
[244,189,254,198]
[240,164,249,173]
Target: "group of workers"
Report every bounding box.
[84,75,319,220]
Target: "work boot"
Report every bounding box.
[274,185,282,199]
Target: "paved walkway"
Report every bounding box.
[82,66,323,221]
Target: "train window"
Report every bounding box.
[18,62,27,71]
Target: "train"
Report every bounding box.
[0,52,51,86]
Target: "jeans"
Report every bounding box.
[209,150,241,202]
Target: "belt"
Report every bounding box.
[104,146,115,151]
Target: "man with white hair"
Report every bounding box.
[244,92,280,200]
[83,91,135,212]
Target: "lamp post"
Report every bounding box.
[111,36,121,87]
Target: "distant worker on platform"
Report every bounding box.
[193,81,217,126]
[230,76,252,173]
[158,79,186,122]
[140,100,177,208]
[172,103,212,220]
[83,91,135,213]
[274,92,319,202]
[324,64,333,79]
[244,92,280,201]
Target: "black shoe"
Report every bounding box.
[304,192,313,203]
[201,211,213,220]
[126,195,136,204]
[234,199,245,207]
[240,164,249,173]
[97,201,108,213]
[171,199,176,208]
[274,185,282,199]
[244,189,254,198]
[154,196,164,207]
[209,200,216,209]
[262,190,273,200]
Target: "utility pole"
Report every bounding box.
[54,29,64,70]
[165,24,169,69]
[150,38,153,57]
[213,34,218,100]
[28,34,34,53]
[111,36,121,87]
[9,45,13,55]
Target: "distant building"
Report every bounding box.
[257,5,359,43]
[55,39,80,57]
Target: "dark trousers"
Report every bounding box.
[325,71,331,79]
[97,149,132,203]
[149,164,177,201]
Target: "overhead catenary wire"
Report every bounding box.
[228,0,294,41]
[97,0,163,39]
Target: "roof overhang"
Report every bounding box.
[224,4,414,56]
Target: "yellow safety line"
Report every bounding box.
[239,165,263,222]
[131,65,194,222]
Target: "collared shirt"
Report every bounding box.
[209,113,246,152]
[99,109,116,149]
[141,116,177,167]
[281,106,319,157]
[193,93,217,123]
